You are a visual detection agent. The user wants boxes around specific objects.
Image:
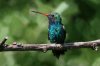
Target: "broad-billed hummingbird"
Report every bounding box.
[32,11,66,58]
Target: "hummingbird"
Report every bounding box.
[32,11,66,58]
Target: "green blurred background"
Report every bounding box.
[0,0,100,66]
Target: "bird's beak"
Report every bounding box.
[32,11,49,17]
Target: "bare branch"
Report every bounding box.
[0,37,8,46]
[0,37,100,52]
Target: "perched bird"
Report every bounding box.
[32,11,66,58]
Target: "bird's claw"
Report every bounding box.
[56,44,63,50]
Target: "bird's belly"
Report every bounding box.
[48,24,65,43]
[49,29,63,43]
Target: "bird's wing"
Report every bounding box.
[61,25,66,42]
[48,29,50,40]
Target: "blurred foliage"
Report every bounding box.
[0,0,100,66]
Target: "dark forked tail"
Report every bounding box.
[52,49,66,59]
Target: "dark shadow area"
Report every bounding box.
[74,0,96,22]
[0,0,33,19]
[67,0,97,42]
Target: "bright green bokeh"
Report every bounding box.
[0,0,100,66]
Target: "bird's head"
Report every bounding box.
[32,11,62,23]
[47,13,61,22]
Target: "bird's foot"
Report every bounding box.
[56,44,63,50]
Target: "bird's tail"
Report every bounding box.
[52,49,66,59]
